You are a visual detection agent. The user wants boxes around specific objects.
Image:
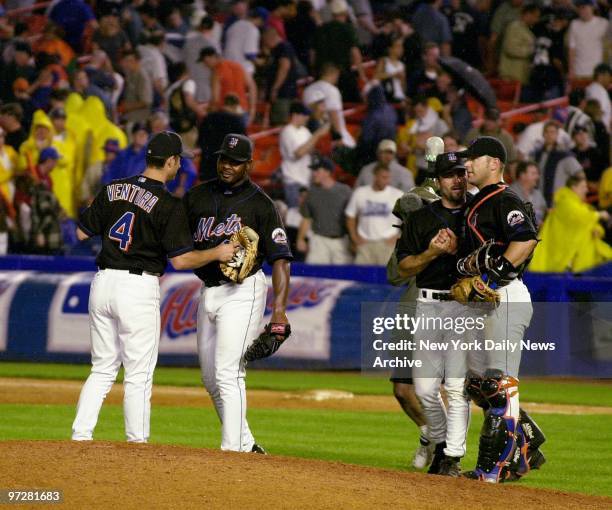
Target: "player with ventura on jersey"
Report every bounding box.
[184,133,292,453]
[72,131,238,443]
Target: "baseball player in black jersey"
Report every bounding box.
[184,133,292,453]
[455,136,546,482]
[396,152,471,477]
[72,132,238,443]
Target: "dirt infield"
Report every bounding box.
[1,441,611,510]
[1,377,611,415]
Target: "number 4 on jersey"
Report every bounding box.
[109,211,135,251]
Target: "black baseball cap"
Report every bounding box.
[309,155,335,171]
[146,131,193,159]
[290,101,311,116]
[435,151,466,177]
[458,136,507,164]
[215,133,253,162]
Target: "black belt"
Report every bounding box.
[99,266,161,277]
[420,289,453,301]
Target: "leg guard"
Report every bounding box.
[503,408,547,480]
[470,369,520,483]
[464,370,489,410]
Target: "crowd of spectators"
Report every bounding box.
[0,0,609,271]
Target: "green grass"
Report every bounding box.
[0,403,611,498]
[1,362,611,407]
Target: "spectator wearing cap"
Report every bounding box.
[411,0,452,57]
[297,156,353,264]
[200,47,257,125]
[567,0,611,81]
[533,121,583,207]
[102,124,149,185]
[198,93,247,181]
[498,4,540,86]
[223,8,265,76]
[30,147,63,254]
[465,109,516,162]
[48,108,78,217]
[261,27,300,126]
[0,103,27,152]
[345,165,404,265]
[585,64,611,133]
[509,161,547,227]
[313,0,366,103]
[303,62,355,148]
[572,125,606,186]
[120,50,154,126]
[356,139,415,192]
[280,101,331,208]
[530,172,612,272]
[81,139,120,204]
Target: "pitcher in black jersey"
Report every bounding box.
[72,131,237,443]
[184,133,292,453]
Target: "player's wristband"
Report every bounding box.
[486,255,518,285]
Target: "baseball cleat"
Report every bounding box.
[438,456,462,477]
[251,443,267,454]
[412,439,434,470]
[427,442,447,474]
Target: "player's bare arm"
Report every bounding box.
[270,259,290,325]
[503,239,538,267]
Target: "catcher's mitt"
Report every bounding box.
[220,226,259,283]
[450,276,500,305]
[244,323,291,362]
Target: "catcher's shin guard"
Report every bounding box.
[470,369,520,483]
[503,408,547,480]
[464,371,489,410]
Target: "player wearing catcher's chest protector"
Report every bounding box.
[453,136,546,482]
[72,132,237,442]
[396,152,471,477]
[184,133,292,453]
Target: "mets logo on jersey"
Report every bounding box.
[228,136,239,148]
[194,214,242,241]
[507,210,525,227]
[272,227,288,244]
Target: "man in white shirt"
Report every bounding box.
[567,0,611,80]
[345,165,404,265]
[280,101,330,208]
[585,63,611,132]
[303,62,356,148]
[223,9,264,75]
[356,139,415,192]
[516,118,571,160]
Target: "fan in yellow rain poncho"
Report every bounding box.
[65,93,91,193]
[530,173,612,273]
[79,96,127,169]
[18,110,54,178]
[0,132,18,205]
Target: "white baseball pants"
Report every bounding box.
[413,294,471,458]
[72,269,161,443]
[197,270,267,452]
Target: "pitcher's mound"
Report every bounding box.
[1,441,609,510]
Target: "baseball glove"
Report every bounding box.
[220,226,259,283]
[244,323,291,362]
[450,276,500,305]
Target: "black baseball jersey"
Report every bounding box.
[396,200,465,290]
[184,178,293,285]
[79,175,194,275]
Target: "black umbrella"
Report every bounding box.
[438,56,497,111]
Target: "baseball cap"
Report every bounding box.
[458,136,507,164]
[103,139,120,153]
[146,131,193,159]
[39,146,61,163]
[215,133,253,162]
[378,139,397,153]
[309,155,335,171]
[435,151,466,177]
[289,101,311,116]
[330,0,348,14]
